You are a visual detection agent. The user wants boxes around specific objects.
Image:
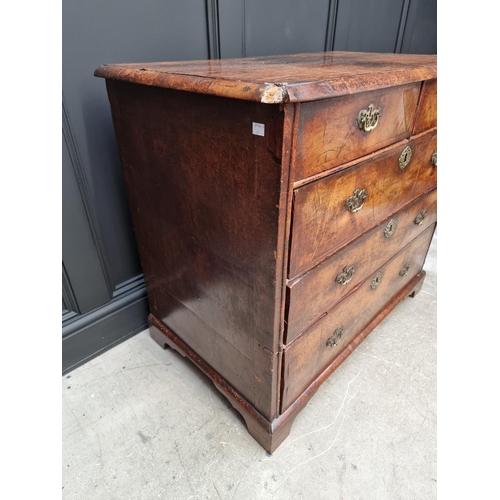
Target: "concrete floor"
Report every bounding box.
[62,236,436,500]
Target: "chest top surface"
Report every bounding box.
[95,51,436,104]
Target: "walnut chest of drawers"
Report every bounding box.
[95,52,437,453]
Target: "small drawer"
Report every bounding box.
[285,188,437,343]
[413,79,437,135]
[292,82,421,181]
[281,224,435,412]
[288,129,437,279]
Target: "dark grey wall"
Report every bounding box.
[62,0,210,373]
[218,0,436,57]
[62,0,436,374]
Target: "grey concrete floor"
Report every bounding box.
[62,236,436,500]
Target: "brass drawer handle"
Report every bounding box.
[414,209,427,226]
[357,104,381,132]
[399,146,413,171]
[336,265,355,286]
[326,327,344,347]
[371,272,383,290]
[431,152,437,167]
[399,263,410,277]
[345,188,367,213]
[384,218,397,238]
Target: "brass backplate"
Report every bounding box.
[384,219,397,238]
[371,272,383,290]
[431,152,437,167]
[414,209,427,226]
[357,104,381,132]
[326,327,344,348]
[399,263,410,277]
[335,265,355,286]
[345,188,367,213]
[399,146,413,171]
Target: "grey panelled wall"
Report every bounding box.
[62,0,436,374]
[62,0,210,374]
[218,0,332,58]
[218,0,436,58]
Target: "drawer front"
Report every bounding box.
[281,224,435,411]
[289,129,437,279]
[286,188,437,343]
[413,79,437,135]
[293,82,421,181]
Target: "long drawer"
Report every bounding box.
[292,82,421,181]
[281,224,435,412]
[285,188,437,343]
[289,129,437,279]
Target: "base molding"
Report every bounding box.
[148,271,426,454]
[62,286,148,375]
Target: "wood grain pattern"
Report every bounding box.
[278,270,427,436]
[289,129,437,279]
[105,81,289,420]
[95,52,436,103]
[274,103,297,416]
[149,314,301,454]
[148,262,428,454]
[292,82,420,180]
[97,52,437,453]
[413,78,437,135]
[286,188,437,342]
[282,224,435,411]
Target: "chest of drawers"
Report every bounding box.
[95,52,437,453]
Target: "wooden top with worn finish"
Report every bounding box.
[95,51,436,104]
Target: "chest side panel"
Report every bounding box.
[106,81,287,419]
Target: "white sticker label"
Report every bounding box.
[252,122,265,136]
